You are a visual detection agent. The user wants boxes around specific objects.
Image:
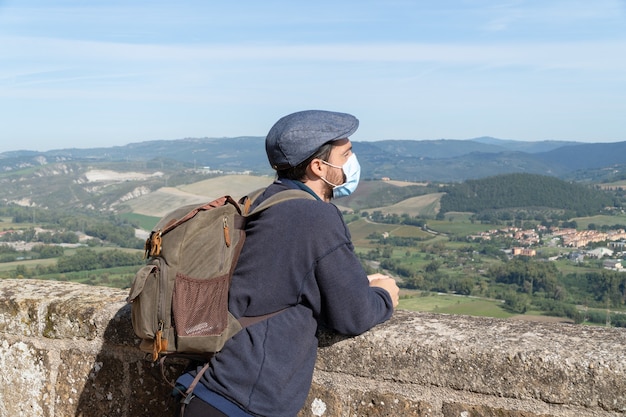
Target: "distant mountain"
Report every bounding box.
[471,137,582,153]
[372,137,580,158]
[37,136,272,173]
[356,148,564,183]
[1,136,626,183]
[370,139,506,159]
[534,142,626,171]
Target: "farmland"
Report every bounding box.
[2,173,626,327]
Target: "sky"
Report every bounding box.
[1,0,625,153]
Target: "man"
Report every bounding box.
[175,110,399,417]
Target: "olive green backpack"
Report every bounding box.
[127,188,314,362]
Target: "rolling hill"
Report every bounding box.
[126,175,274,217]
[1,136,625,219]
[361,193,444,217]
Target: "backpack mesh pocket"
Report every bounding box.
[172,273,229,337]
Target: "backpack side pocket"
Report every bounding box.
[128,262,160,341]
[173,272,242,353]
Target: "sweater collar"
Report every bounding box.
[276,178,322,201]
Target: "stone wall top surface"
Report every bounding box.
[0,278,128,340]
[317,310,626,412]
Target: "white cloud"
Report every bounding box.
[3,35,625,68]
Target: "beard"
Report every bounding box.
[324,167,345,200]
[329,166,346,188]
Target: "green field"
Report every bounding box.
[120,212,160,231]
[572,213,626,229]
[31,265,138,289]
[367,193,443,217]
[348,218,432,246]
[426,219,495,236]
[440,212,474,222]
[0,217,36,230]
[399,292,513,318]
[0,257,56,273]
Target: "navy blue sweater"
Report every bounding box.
[178,180,394,417]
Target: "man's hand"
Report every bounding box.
[368,274,399,308]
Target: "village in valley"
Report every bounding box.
[469,225,626,271]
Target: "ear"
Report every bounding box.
[308,158,325,177]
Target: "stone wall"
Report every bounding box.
[0,278,624,417]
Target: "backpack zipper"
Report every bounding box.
[155,259,169,357]
[221,216,230,271]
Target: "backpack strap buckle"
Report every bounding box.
[144,231,163,258]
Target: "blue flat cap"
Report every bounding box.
[265,110,359,170]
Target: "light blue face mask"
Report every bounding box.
[321,153,361,198]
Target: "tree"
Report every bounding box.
[425,260,440,273]
[503,291,528,314]
[455,278,474,295]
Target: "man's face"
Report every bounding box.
[324,138,353,186]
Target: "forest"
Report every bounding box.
[439,173,616,216]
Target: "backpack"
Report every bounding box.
[126,188,314,362]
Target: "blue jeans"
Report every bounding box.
[178,395,228,417]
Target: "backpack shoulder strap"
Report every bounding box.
[235,189,316,328]
[240,187,266,215]
[246,189,316,217]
